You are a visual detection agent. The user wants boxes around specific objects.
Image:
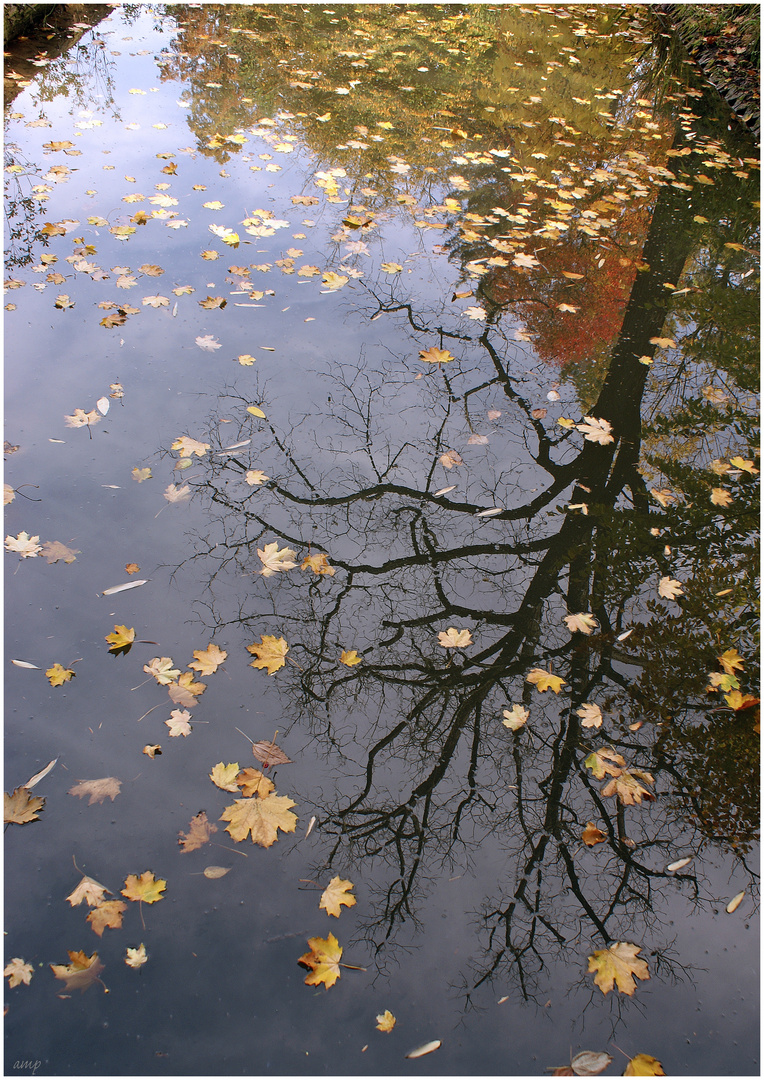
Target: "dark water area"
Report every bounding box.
[3,4,759,1076]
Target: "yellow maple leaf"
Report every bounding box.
[526,668,565,693]
[319,876,357,917]
[340,649,362,667]
[235,768,275,798]
[624,1053,665,1076]
[301,553,335,576]
[247,635,289,675]
[50,950,105,993]
[710,488,733,507]
[87,900,127,937]
[105,624,135,652]
[121,871,167,904]
[588,941,649,996]
[188,643,227,676]
[601,768,656,805]
[4,957,34,988]
[419,346,454,365]
[724,690,759,711]
[220,792,297,846]
[210,762,241,791]
[298,933,343,988]
[718,648,745,675]
[176,671,206,697]
[178,810,218,852]
[584,747,626,779]
[46,663,76,686]
[4,787,45,825]
[376,1010,396,1032]
[728,456,758,475]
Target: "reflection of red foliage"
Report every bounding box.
[485,205,650,367]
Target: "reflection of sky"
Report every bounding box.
[4,7,759,1077]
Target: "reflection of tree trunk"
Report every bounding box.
[582,135,700,500]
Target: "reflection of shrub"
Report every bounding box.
[659,712,760,854]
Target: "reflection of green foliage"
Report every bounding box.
[659,711,759,854]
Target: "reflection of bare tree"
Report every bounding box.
[158,96,758,1009]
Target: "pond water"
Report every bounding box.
[4,4,760,1076]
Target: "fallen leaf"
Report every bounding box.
[588,941,649,996]
[67,876,110,908]
[188,643,228,675]
[718,648,745,675]
[40,540,80,564]
[245,469,269,485]
[582,822,606,847]
[406,1040,442,1059]
[195,334,222,351]
[50,950,105,993]
[143,744,162,758]
[178,811,218,852]
[4,787,45,824]
[301,553,335,576]
[601,768,655,805]
[5,531,42,558]
[569,1050,612,1076]
[576,703,603,728]
[376,1010,396,1032]
[726,890,745,914]
[4,958,34,988]
[247,635,289,675]
[564,612,598,635]
[584,747,626,780]
[438,627,473,648]
[220,792,298,846]
[68,777,122,804]
[576,416,614,445]
[236,767,275,798]
[121,871,167,904]
[339,649,362,667]
[87,900,127,936]
[623,1053,665,1076]
[46,663,76,686]
[257,542,297,576]
[125,944,148,969]
[502,705,529,731]
[210,762,241,792]
[319,876,356,917]
[164,483,191,504]
[247,405,266,418]
[710,488,733,507]
[526,668,565,693]
[439,450,463,469]
[648,336,676,349]
[728,456,758,475]
[105,624,135,653]
[165,709,192,737]
[65,408,99,428]
[125,563,140,575]
[144,657,181,685]
[419,346,454,365]
[250,739,293,767]
[658,576,684,600]
[298,933,343,988]
[203,866,231,880]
